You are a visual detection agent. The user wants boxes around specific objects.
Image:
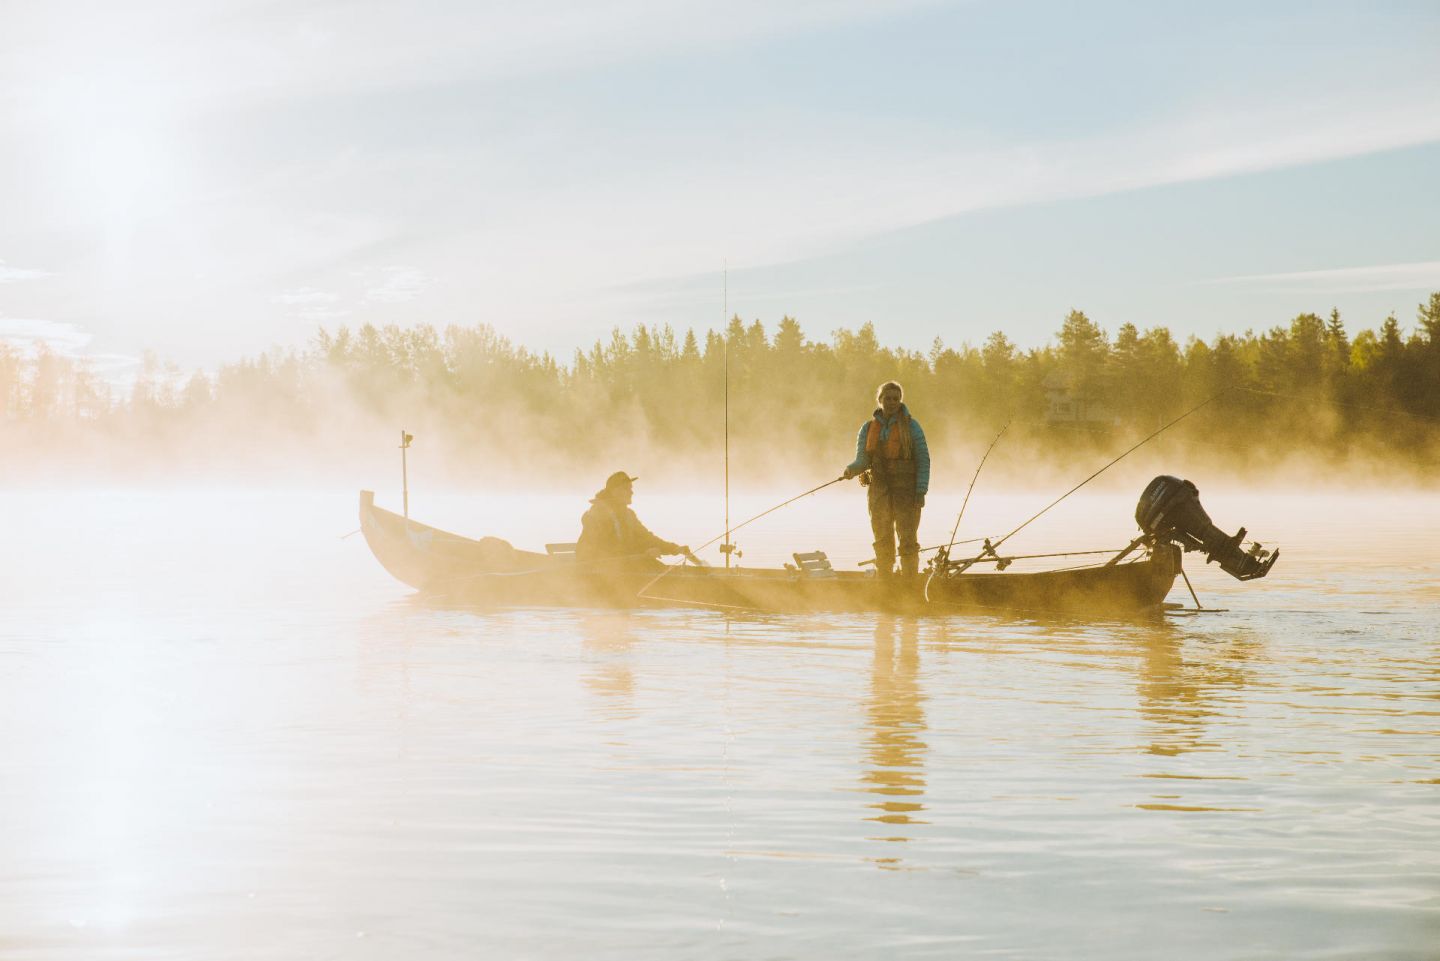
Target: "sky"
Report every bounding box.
[2,0,1439,379]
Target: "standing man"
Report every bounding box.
[577,471,691,569]
[842,381,931,578]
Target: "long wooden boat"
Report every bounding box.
[359,491,1181,615]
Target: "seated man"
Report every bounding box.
[576,471,691,569]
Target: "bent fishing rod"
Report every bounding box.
[925,421,1008,600]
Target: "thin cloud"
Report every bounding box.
[273,286,341,306]
[1,0,949,114]
[609,272,882,313]
[84,352,150,392]
[547,90,1440,310]
[361,266,429,304]
[0,316,145,390]
[4,2,1438,364]
[289,306,350,324]
[1203,261,1440,294]
[0,260,53,284]
[0,316,92,355]
[273,287,349,323]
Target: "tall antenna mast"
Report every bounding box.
[722,261,732,569]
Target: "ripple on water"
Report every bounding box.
[0,489,1437,960]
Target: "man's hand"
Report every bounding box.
[917,493,926,508]
[842,466,858,480]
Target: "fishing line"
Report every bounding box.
[636,475,847,598]
[1235,386,1440,422]
[980,390,1225,554]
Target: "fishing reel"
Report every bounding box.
[927,538,1011,578]
[925,546,950,576]
[1135,475,1278,581]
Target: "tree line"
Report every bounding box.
[3,294,1438,482]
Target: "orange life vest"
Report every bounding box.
[865,410,913,462]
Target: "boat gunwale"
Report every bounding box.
[358,490,1179,614]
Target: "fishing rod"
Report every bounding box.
[861,541,1134,570]
[856,536,987,569]
[925,421,1008,600]
[636,474,847,599]
[949,391,1225,569]
[721,262,733,569]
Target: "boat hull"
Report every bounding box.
[359,491,1179,616]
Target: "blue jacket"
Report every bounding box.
[846,405,930,496]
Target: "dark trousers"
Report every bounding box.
[869,485,922,576]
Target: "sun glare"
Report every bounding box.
[42,75,187,238]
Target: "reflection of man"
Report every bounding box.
[863,617,928,838]
[576,472,691,569]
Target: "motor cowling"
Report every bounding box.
[1135,475,1278,581]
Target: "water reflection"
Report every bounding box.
[5,490,1440,959]
[861,616,929,848]
[1137,623,1259,758]
[580,611,638,718]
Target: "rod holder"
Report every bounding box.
[399,430,413,519]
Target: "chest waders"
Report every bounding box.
[868,453,922,578]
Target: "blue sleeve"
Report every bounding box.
[846,423,870,474]
[911,420,930,495]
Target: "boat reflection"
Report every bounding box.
[1137,622,1260,758]
[861,616,929,852]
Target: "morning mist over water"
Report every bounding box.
[4,302,1438,959]
[5,0,1440,956]
[1,488,1436,958]
[4,302,1439,959]
[5,301,1440,492]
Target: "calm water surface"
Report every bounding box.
[1,486,1437,960]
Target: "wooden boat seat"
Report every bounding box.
[792,551,836,578]
[545,542,578,563]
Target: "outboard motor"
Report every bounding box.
[1136,476,1278,581]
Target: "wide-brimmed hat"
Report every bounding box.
[604,471,638,491]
